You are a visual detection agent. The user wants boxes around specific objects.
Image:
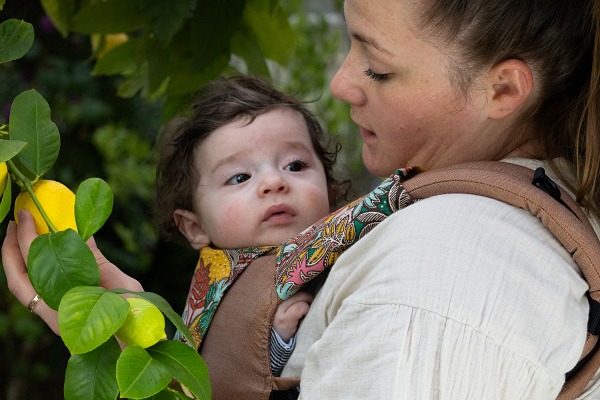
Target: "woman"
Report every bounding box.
[5,0,600,398]
[275,0,600,398]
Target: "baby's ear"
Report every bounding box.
[173,209,210,250]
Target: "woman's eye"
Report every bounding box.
[285,161,306,172]
[364,68,390,82]
[227,173,250,185]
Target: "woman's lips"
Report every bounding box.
[359,126,377,143]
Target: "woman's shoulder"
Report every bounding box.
[373,191,583,280]
[328,191,588,372]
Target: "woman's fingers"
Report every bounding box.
[14,210,37,264]
[3,220,34,306]
[86,234,144,293]
[2,217,60,334]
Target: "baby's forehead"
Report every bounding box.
[195,110,314,161]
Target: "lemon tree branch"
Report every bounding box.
[7,159,59,233]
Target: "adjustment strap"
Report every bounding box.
[564,295,600,381]
[270,389,300,400]
[588,293,600,336]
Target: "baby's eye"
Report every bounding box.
[285,161,306,172]
[226,173,250,185]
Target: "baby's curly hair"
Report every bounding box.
[154,75,350,245]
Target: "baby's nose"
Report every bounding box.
[259,172,289,195]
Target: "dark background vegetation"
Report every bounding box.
[0,0,375,398]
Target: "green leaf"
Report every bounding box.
[9,89,60,177]
[190,0,245,68]
[0,174,11,223]
[64,337,121,400]
[75,178,114,241]
[166,53,229,96]
[0,0,5,11]
[117,345,172,399]
[0,139,27,163]
[117,72,146,98]
[147,39,170,95]
[58,286,129,354]
[162,95,188,121]
[40,0,77,37]
[92,38,139,76]
[0,19,34,64]
[147,341,211,400]
[268,0,278,13]
[244,0,294,64]
[231,23,270,76]
[137,0,194,45]
[111,289,196,347]
[28,230,100,310]
[70,0,145,34]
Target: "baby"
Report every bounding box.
[154,75,349,375]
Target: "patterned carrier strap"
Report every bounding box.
[274,166,421,300]
[178,245,276,348]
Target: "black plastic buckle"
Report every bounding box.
[532,167,575,215]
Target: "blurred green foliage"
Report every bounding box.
[0,0,365,398]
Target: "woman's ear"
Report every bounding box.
[173,209,210,250]
[487,59,534,119]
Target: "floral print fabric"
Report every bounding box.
[274,167,419,300]
[178,245,276,348]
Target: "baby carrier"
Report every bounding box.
[186,161,600,400]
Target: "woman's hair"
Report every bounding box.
[155,74,350,244]
[416,0,600,217]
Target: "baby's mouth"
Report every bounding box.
[263,204,295,224]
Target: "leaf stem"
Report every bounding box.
[7,159,58,233]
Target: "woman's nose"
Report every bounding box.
[330,53,367,106]
[258,172,289,196]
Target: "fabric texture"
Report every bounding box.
[281,158,600,399]
[275,167,419,300]
[198,253,300,399]
[271,328,296,376]
[177,245,276,348]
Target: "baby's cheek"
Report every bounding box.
[303,188,331,219]
[214,205,250,242]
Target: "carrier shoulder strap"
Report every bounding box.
[199,252,299,400]
[403,160,600,399]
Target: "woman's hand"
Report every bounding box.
[2,210,144,335]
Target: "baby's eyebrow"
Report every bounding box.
[210,152,243,175]
[285,140,313,152]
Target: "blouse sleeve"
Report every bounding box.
[287,194,590,399]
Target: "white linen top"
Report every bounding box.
[281,159,600,399]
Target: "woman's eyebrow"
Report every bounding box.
[350,31,393,56]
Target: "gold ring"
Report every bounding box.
[27,293,42,313]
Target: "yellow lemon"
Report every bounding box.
[116,297,167,348]
[14,179,77,235]
[93,33,128,58]
[0,162,7,194]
